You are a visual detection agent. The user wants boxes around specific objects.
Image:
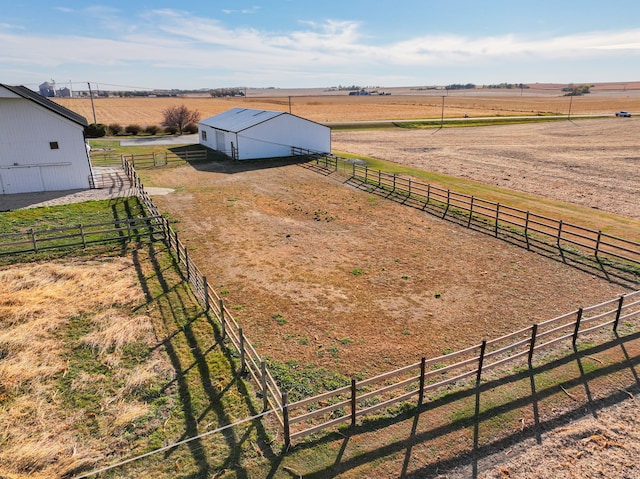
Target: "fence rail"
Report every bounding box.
[122,158,284,425]
[284,289,640,443]
[308,154,640,284]
[0,216,164,256]
[124,150,207,169]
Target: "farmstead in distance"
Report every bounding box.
[0,83,91,195]
[198,107,331,160]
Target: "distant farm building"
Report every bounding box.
[0,83,91,195]
[198,107,331,160]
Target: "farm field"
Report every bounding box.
[54,82,640,126]
[4,83,639,478]
[333,118,640,222]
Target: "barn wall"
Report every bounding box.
[198,125,238,158]
[237,115,330,160]
[0,97,91,194]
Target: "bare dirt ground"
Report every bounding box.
[146,161,630,377]
[332,118,640,221]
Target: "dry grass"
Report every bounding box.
[0,255,169,479]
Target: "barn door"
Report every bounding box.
[215,131,225,151]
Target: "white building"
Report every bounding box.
[198,107,331,160]
[0,83,91,195]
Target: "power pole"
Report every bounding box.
[87,82,97,124]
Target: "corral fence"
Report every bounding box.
[283,290,640,444]
[90,149,207,169]
[0,216,164,256]
[303,152,640,285]
[124,150,207,169]
[121,158,285,428]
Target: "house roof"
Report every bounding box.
[0,83,88,127]
[199,107,288,133]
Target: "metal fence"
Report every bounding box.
[307,154,640,285]
[0,216,164,256]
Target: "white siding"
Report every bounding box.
[0,96,91,194]
[198,108,330,161]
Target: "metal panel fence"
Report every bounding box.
[307,154,640,285]
[0,216,164,255]
[283,289,640,444]
[121,158,284,425]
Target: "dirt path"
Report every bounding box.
[332,119,640,220]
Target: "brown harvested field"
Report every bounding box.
[55,82,640,126]
[333,118,640,223]
[145,160,631,377]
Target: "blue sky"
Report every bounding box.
[2,0,640,90]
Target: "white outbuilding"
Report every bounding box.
[0,83,91,195]
[198,107,331,160]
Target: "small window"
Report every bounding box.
[49,141,59,150]
[202,130,207,141]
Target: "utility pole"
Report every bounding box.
[87,82,97,124]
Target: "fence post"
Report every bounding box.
[477,340,487,385]
[528,324,538,365]
[261,360,268,411]
[185,247,190,281]
[282,392,291,448]
[442,190,451,219]
[79,224,86,248]
[524,211,531,250]
[349,378,357,427]
[572,308,583,345]
[613,295,625,332]
[468,196,474,228]
[219,298,226,338]
[30,229,37,252]
[203,275,209,311]
[239,327,246,373]
[175,231,180,262]
[594,230,602,260]
[418,357,426,405]
[557,220,564,249]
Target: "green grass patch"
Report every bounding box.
[0,196,145,234]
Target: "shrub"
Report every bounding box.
[163,125,178,135]
[183,123,198,134]
[144,125,159,135]
[85,123,107,138]
[125,124,142,135]
[108,123,123,136]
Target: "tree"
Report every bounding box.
[161,104,201,135]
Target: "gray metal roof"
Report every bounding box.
[199,107,286,133]
[0,83,88,127]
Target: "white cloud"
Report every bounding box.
[3,8,640,88]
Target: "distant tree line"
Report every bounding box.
[445,83,476,90]
[562,84,592,96]
[486,83,529,90]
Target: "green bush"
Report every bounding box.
[183,123,199,134]
[144,125,159,135]
[108,123,123,135]
[125,124,142,135]
[85,123,107,138]
[163,125,178,135]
